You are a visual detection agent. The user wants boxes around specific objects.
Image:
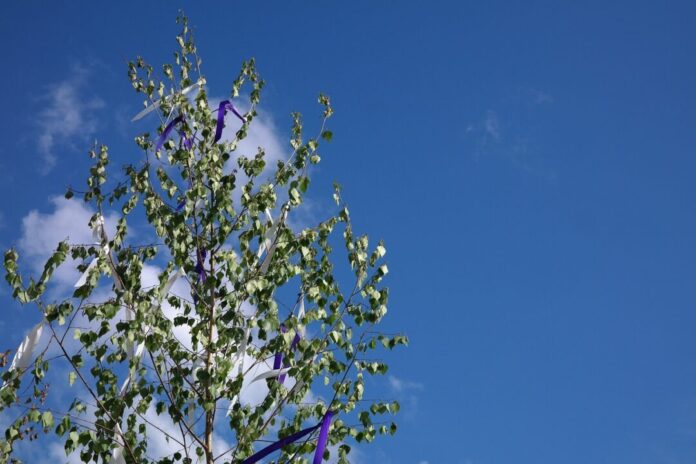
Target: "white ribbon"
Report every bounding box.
[8,321,44,373]
[226,322,251,416]
[73,259,98,288]
[109,423,127,464]
[115,266,183,398]
[130,78,203,122]
[256,209,275,259]
[130,266,185,360]
[187,357,204,427]
[297,293,306,338]
[160,267,185,300]
[75,215,123,291]
[248,367,291,385]
[259,207,288,274]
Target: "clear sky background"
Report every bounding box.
[1,2,696,463]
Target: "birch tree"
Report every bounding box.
[0,14,405,464]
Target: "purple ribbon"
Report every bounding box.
[195,248,207,283]
[214,100,246,143]
[240,411,334,464]
[278,332,301,384]
[155,115,193,153]
[176,178,193,211]
[155,115,183,153]
[273,325,286,381]
[192,248,207,304]
[179,129,193,150]
[313,410,334,464]
[273,325,302,384]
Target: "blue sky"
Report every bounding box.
[2,1,696,463]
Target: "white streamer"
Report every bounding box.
[259,207,288,274]
[130,78,203,122]
[248,367,291,385]
[297,294,306,338]
[75,214,123,291]
[8,321,44,373]
[110,423,127,464]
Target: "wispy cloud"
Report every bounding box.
[35,65,104,174]
[387,375,423,422]
[530,88,554,104]
[18,196,118,288]
[465,108,558,183]
[388,375,424,393]
[484,110,500,140]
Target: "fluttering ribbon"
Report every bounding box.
[6,321,43,376]
[313,410,334,464]
[297,293,306,338]
[110,423,127,464]
[155,115,185,153]
[259,207,288,275]
[118,266,184,396]
[152,114,193,208]
[226,293,304,416]
[179,128,194,150]
[192,248,207,305]
[276,331,301,385]
[226,322,252,416]
[176,177,194,212]
[75,215,123,291]
[213,100,246,143]
[187,357,204,428]
[272,326,286,376]
[131,78,203,122]
[240,410,334,464]
[195,248,207,283]
[247,366,292,385]
[256,209,274,259]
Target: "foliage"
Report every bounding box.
[0,14,406,464]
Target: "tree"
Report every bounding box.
[0,14,406,464]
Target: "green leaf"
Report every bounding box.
[41,411,54,428]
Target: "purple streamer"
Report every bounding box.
[313,411,334,464]
[273,352,283,371]
[214,100,246,143]
[195,248,207,283]
[240,411,335,464]
[274,325,303,384]
[274,325,285,380]
[278,332,302,384]
[192,248,207,304]
[240,422,321,464]
[178,129,193,150]
[176,179,193,212]
[155,115,184,153]
[291,332,301,349]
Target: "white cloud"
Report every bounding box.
[529,88,554,104]
[212,96,323,234]
[387,375,423,422]
[484,110,500,140]
[18,196,118,289]
[388,375,423,393]
[35,66,104,174]
[221,102,289,172]
[8,90,327,462]
[465,109,557,182]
